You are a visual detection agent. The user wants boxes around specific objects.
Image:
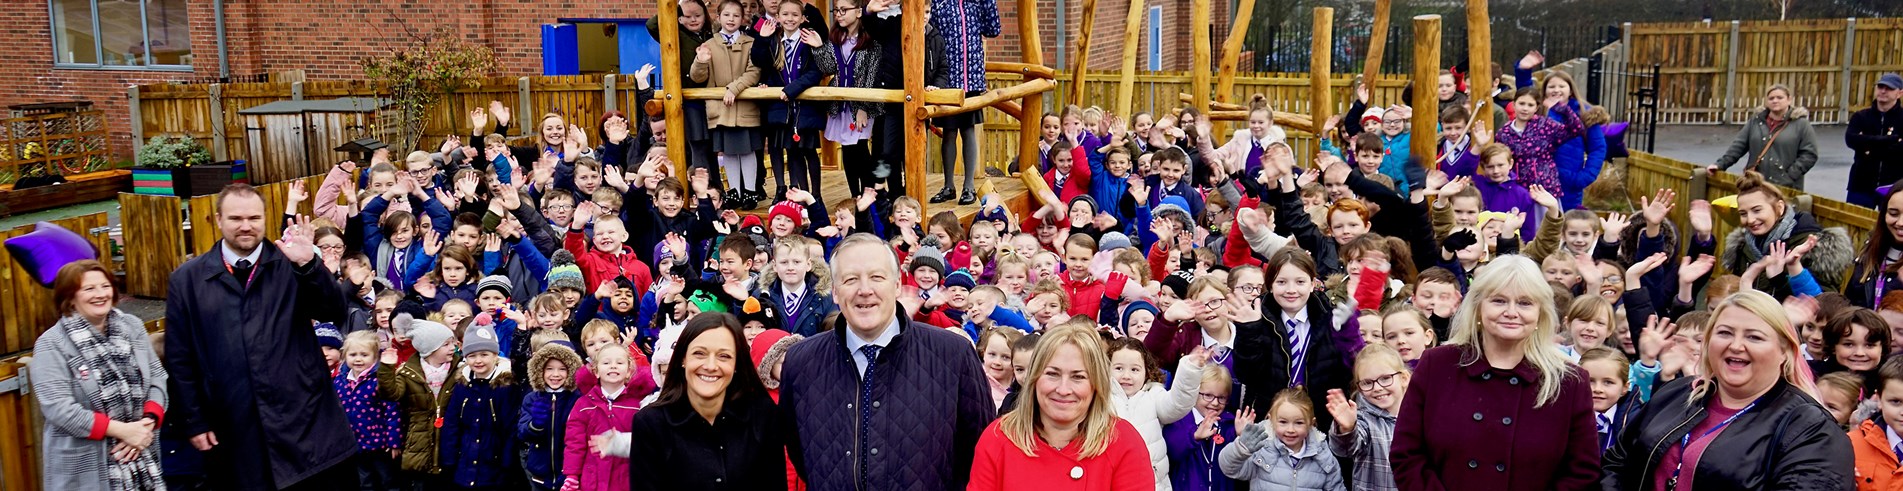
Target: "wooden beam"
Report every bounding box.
[658,4,687,177]
[1177,93,1246,111]
[923,79,1059,118]
[1018,0,1045,177]
[1411,15,1441,171]
[1069,0,1098,107]
[1310,7,1334,142]
[1207,110,1316,132]
[903,0,927,207]
[994,100,1025,120]
[987,62,1058,80]
[1361,0,1391,84]
[1191,0,1212,116]
[679,86,967,104]
[1216,0,1257,104]
[1467,0,1493,128]
[1115,0,1145,118]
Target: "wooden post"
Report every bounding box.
[517,77,533,135]
[1411,15,1440,171]
[209,84,227,161]
[1466,0,1493,128]
[658,3,688,177]
[128,86,144,153]
[1191,0,1212,115]
[1724,20,1740,124]
[1115,0,1145,118]
[291,81,304,101]
[1069,0,1098,108]
[903,0,927,206]
[1361,0,1390,84]
[1310,8,1334,139]
[1019,0,1045,177]
[603,74,618,113]
[1841,18,1857,123]
[1216,0,1257,105]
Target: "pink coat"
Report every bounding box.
[563,385,639,490]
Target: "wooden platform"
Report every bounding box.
[776,167,1034,226]
[0,170,129,218]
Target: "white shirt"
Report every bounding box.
[1284,307,1311,343]
[221,241,262,267]
[1598,405,1619,425]
[845,315,901,379]
[1887,425,1901,452]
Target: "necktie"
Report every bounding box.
[785,290,802,317]
[233,259,254,288]
[386,251,404,286]
[858,344,882,489]
[1286,318,1305,387]
[1055,172,1067,190]
[1893,442,1903,463]
[1597,413,1613,450]
[785,39,797,63]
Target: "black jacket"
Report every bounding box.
[1846,101,1903,194]
[1234,294,1357,431]
[1600,377,1853,490]
[629,392,787,491]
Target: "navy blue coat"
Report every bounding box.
[751,32,834,130]
[518,388,580,488]
[779,307,995,491]
[757,274,839,337]
[439,370,522,488]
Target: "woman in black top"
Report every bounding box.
[628,313,787,490]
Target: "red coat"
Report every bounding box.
[1060,271,1129,321]
[967,417,1153,491]
[564,230,654,296]
[1043,146,1093,204]
[1391,345,1601,491]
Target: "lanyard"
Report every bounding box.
[225,259,260,287]
[1666,401,1756,491]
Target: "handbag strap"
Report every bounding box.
[1747,119,1790,172]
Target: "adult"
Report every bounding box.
[1600,290,1853,490]
[1846,72,1903,208]
[1390,254,1601,491]
[164,184,357,490]
[1848,183,1903,308]
[31,260,167,491]
[627,313,786,491]
[1710,84,1820,190]
[968,325,1155,491]
[925,0,1001,205]
[779,233,995,490]
[1708,171,1853,296]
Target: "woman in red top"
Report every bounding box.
[969,325,1153,491]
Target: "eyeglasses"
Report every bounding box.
[1357,371,1402,392]
[545,204,574,212]
[833,7,859,13]
[1199,298,1226,311]
[316,243,347,251]
[1235,284,1263,296]
[1603,275,1624,284]
[1197,392,1227,403]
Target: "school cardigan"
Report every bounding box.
[967,418,1155,491]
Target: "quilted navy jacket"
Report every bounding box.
[780,308,995,491]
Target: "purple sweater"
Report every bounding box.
[1494,103,1582,197]
[1473,174,1538,238]
[1162,412,1239,491]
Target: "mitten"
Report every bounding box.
[1237,422,1270,453]
[1442,229,1478,254]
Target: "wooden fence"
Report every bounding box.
[117,176,324,299]
[0,213,116,356]
[134,71,1411,179]
[1624,151,1876,280]
[1622,17,1903,125]
[0,358,39,491]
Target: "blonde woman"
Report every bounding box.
[969,325,1154,491]
[1390,254,1601,491]
[1599,290,1852,490]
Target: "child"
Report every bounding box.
[440,299,476,336]
[992,254,1032,306]
[565,204,655,296]
[1494,87,1583,201]
[1025,278,1070,329]
[521,343,584,491]
[1470,143,1539,236]
[439,326,520,489]
[752,0,830,200]
[1564,295,1616,355]
[317,324,344,377]
[517,293,573,369]
[1324,344,1411,491]
[909,252,946,298]
[481,134,516,184]
[691,0,766,208]
[822,0,881,194]
[1144,147,1204,220]
[977,328,1024,411]
[1853,357,1903,490]
[1580,347,1640,455]
[1220,388,1343,491]
[918,270,974,328]
[996,332,1040,414]
[335,331,399,491]
[1040,139,1092,207]
[376,315,460,487]
[750,328,805,402]
[759,236,836,336]
[1380,306,1439,367]
[1816,371,1863,431]
[1121,301,1159,342]
[415,244,479,311]
[1107,338,1206,491]
[1162,364,1239,491]
[363,174,453,290]
[563,344,640,491]
[965,285,1033,342]
[1435,106,1483,175]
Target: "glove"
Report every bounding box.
[1442,229,1478,254]
[561,477,581,491]
[1237,422,1270,453]
[525,394,551,424]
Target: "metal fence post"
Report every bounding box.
[1841,18,1857,123]
[517,77,532,138]
[128,86,144,153]
[1724,20,1740,125]
[603,74,618,113]
[291,81,304,101]
[1587,53,1603,106]
[209,84,228,162]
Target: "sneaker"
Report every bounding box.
[930,187,956,204]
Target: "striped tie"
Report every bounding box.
[1287,318,1305,387]
[1598,413,1613,450]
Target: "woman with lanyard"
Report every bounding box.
[968,325,1155,491]
[1599,289,1852,490]
[1847,181,1903,308]
[1389,254,1600,491]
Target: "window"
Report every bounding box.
[50,0,193,68]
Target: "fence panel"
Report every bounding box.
[0,360,39,491]
[1625,18,1903,125]
[0,212,113,355]
[120,193,185,298]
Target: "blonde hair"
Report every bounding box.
[343,330,381,355]
[1354,343,1408,379]
[1691,290,1817,404]
[998,325,1120,458]
[1202,363,1234,388]
[581,319,624,344]
[1269,388,1316,420]
[1447,254,1577,407]
[764,236,831,296]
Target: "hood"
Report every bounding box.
[751,330,804,390]
[1618,216,1677,264]
[458,357,514,386]
[1753,105,1811,121]
[1721,214,1854,288]
[1853,397,1884,428]
[528,343,584,392]
[1268,427,1331,460]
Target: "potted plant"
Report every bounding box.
[132,135,237,196]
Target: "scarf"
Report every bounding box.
[1742,209,1801,265]
[421,360,451,395]
[61,311,165,490]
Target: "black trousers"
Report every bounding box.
[872,102,908,196]
[843,141,876,197]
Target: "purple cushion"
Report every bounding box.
[3,221,97,287]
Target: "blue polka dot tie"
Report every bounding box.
[858,344,882,488]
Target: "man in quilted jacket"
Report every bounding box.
[780,233,995,490]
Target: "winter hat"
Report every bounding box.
[315,323,344,349]
[737,297,781,332]
[528,343,583,391]
[462,324,501,355]
[975,205,1009,226]
[688,290,729,314]
[652,322,684,380]
[546,251,585,293]
[397,313,455,358]
[740,215,765,233]
[1099,232,1133,252]
[1120,301,1160,334]
[910,254,946,279]
[477,274,512,299]
[750,329,804,390]
[1068,194,1099,215]
[943,270,976,290]
[1153,195,1192,220]
[1162,270,1195,299]
[945,241,973,274]
[653,242,676,266]
[767,201,806,228]
[1359,106,1386,126]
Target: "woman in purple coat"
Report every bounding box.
[1389,254,1601,491]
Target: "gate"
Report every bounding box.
[1589,51,1660,154]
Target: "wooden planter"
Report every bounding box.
[130,167,177,195]
[133,163,246,197]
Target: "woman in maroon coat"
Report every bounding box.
[1389,254,1601,491]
